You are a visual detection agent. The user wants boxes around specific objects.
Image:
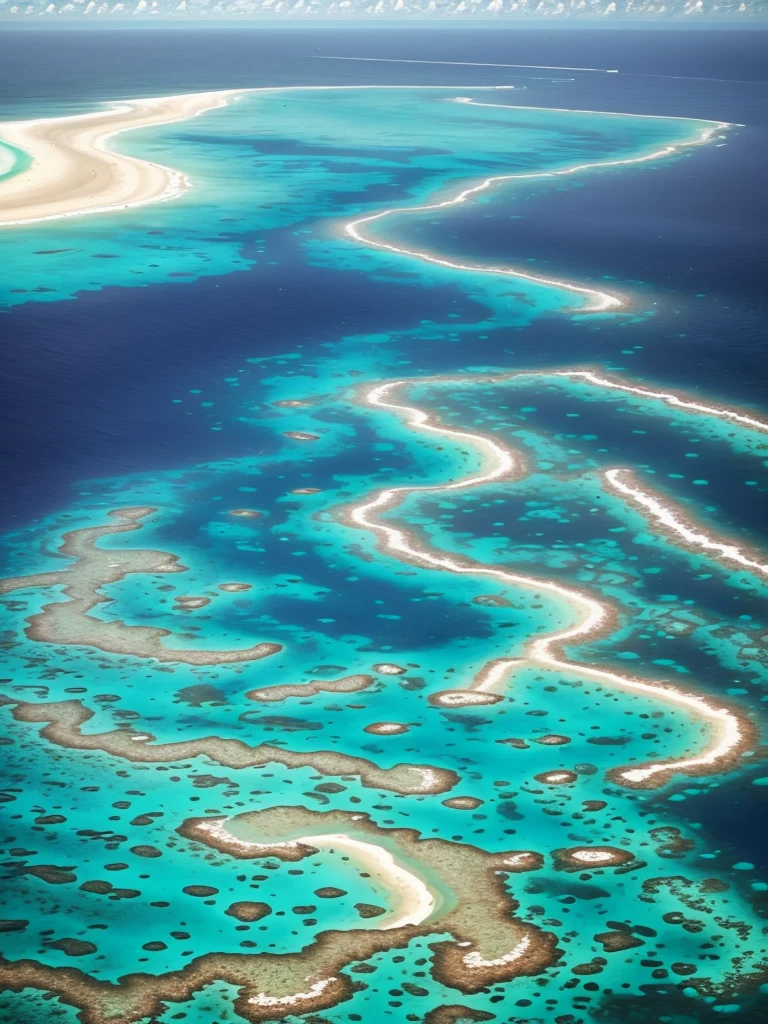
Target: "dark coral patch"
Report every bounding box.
[225,901,271,922]
[314,887,347,899]
[130,845,162,858]
[355,903,387,919]
[48,938,97,957]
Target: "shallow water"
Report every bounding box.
[0,26,766,1024]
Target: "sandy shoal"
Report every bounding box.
[198,818,436,929]
[308,832,437,929]
[0,89,239,227]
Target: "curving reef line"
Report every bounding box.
[0,806,556,1024]
[345,100,730,314]
[604,467,768,582]
[0,507,282,667]
[344,372,759,789]
[2,696,457,797]
[1,85,729,323]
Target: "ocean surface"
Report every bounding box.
[0,25,767,1024]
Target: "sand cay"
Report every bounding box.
[0,89,238,227]
[196,818,437,930]
[305,833,437,929]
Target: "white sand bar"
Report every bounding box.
[199,819,436,930]
[308,833,437,929]
[0,89,238,228]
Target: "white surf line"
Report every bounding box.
[454,95,734,127]
[1,85,478,229]
[349,379,747,788]
[554,369,768,434]
[346,105,729,314]
[315,56,619,73]
[249,978,338,1010]
[604,468,768,581]
[3,85,729,237]
[462,934,532,969]
[0,88,241,134]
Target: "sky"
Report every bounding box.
[1,0,766,22]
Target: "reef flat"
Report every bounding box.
[0,90,237,227]
[0,73,766,1024]
[0,507,281,665]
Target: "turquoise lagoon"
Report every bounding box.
[0,85,766,1024]
[1,88,714,309]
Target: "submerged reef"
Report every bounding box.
[0,83,766,1024]
[0,507,281,665]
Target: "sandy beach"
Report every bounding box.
[308,832,437,929]
[196,818,436,930]
[0,89,237,227]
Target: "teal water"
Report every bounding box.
[0,63,766,1024]
[0,87,710,310]
[0,138,29,181]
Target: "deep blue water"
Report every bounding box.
[1,31,768,1023]
[1,27,766,534]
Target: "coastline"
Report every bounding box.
[0,88,239,227]
[0,85,728,266]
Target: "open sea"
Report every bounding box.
[0,24,767,1024]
